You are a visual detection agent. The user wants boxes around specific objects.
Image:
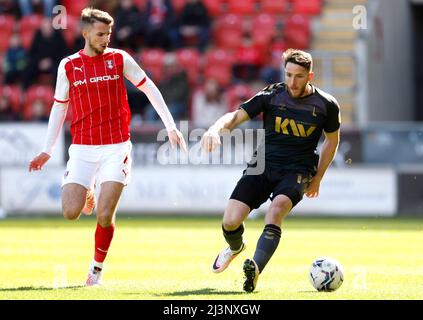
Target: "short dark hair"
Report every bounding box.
[80,7,114,29]
[283,48,313,72]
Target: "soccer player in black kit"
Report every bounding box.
[201,49,341,293]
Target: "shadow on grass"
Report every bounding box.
[0,285,84,292]
[150,287,249,297]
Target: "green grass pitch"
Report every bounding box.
[0,215,422,300]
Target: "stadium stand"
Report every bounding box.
[19,14,44,50]
[0,0,364,124]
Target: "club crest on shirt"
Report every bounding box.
[106,60,114,69]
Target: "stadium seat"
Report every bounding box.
[226,83,254,111]
[0,85,22,113]
[227,0,256,15]
[23,85,54,121]
[291,0,322,16]
[213,14,243,50]
[138,49,166,83]
[175,48,200,85]
[62,15,79,48]
[133,0,148,10]
[172,0,187,13]
[202,0,223,17]
[261,0,288,15]
[204,48,235,87]
[204,48,235,68]
[203,64,232,87]
[0,32,12,54]
[214,13,243,31]
[251,13,277,49]
[283,15,311,49]
[0,54,3,82]
[0,14,15,35]
[62,0,89,18]
[19,14,43,50]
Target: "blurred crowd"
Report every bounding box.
[0,0,321,127]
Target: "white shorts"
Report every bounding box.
[62,140,133,189]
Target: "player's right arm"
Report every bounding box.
[201,86,270,153]
[201,109,250,152]
[29,58,69,172]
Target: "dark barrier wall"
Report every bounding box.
[398,168,423,216]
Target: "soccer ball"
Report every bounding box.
[309,257,344,292]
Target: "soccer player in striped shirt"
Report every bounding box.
[28,8,187,286]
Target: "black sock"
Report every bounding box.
[222,224,244,252]
[253,224,282,273]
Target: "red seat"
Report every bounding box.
[202,0,223,17]
[204,48,235,87]
[23,85,54,120]
[283,15,311,49]
[0,85,22,113]
[213,14,243,50]
[62,15,79,47]
[0,15,15,35]
[291,0,322,16]
[226,84,254,111]
[251,13,277,48]
[0,33,12,53]
[204,48,235,68]
[139,49,166,82]
[19,14,43,50]
[62,0,89,17]
[175,48,200,85]
[215,13,243,30]
[261,0,288,15]
[172,0,187,13]
[133,0,148,10]
[227,0,256,15]
[204,65,232,87]
[215,29,243,50]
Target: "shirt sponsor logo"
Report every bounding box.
[73,75,120,87]
[275,116,316,137]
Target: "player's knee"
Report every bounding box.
[96,206,114,227]
[222,217,243,231]
[267,200,291,221]
[97,214,113,228]
[62,208,80,221]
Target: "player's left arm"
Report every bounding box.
[305,129,340,198]
[121,50,187,152]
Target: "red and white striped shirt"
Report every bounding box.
[54,48,146,145]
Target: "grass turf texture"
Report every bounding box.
[0,216,422,300]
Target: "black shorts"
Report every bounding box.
[230,167,312,210]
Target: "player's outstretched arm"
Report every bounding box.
[29,152,51,172]
[201,109,250,153]
[28,101,68,172]
[168,129,187,152]
[305,129,340,198]
[137,77,187,152]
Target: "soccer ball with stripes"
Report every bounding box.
[309,257,344,292]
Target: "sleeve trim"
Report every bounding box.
[136,77,147,88]
[54,98,69,103]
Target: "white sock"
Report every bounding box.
[91,260,103,270]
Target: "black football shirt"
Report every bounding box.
[240,83,341,175]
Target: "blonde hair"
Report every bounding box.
[80,7,114,29]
